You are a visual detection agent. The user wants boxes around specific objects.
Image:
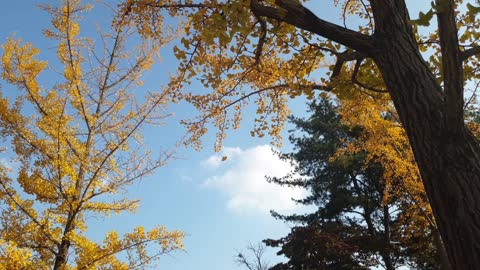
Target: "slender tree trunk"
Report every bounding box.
[381,205,395,270]
[352,175,395,269]
[369,2,480,269]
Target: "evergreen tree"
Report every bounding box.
[265,99,445,270]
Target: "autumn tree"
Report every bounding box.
[118,0,480,268]
[0,1,184,269]
[336,91,453,270]
[264,98,448,270]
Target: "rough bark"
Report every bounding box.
[369,1,480,269]
[374,40,480,270]
[374,39,480,270]
[251,0,480,268]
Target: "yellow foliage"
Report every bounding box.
[119,0,329,150]
[0,1,182,269]
[468,120,480,138]
[335,90,436,237]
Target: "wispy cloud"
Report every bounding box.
[0,158,16,171]
[202,145,305,215]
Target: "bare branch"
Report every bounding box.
[359,0,374,28]
[464,80,480,110]
[236,243,270,270]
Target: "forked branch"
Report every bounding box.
[250,0,376,54]
[351,58,388,93]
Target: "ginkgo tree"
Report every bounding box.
[119,0,480,268]
[0,1,184,269]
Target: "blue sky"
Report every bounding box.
[0,1,430,269]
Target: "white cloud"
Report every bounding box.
[202,145,305,215]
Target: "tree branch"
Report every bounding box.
[186,83,329,128]
[436,0,464,131]
[461,46,480,61]
[253,14,267,65]
[0,181,60,248]
[351,58,388,93]
[250,0,376,54]
[331,50,364,78]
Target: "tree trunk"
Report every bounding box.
[53,211,76,270]
[376,48,480,269]
[352,175,395,269]
[53,238,71,270]
[369,2,480,269]
[433,227,452,270]
[250,0,480,267]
